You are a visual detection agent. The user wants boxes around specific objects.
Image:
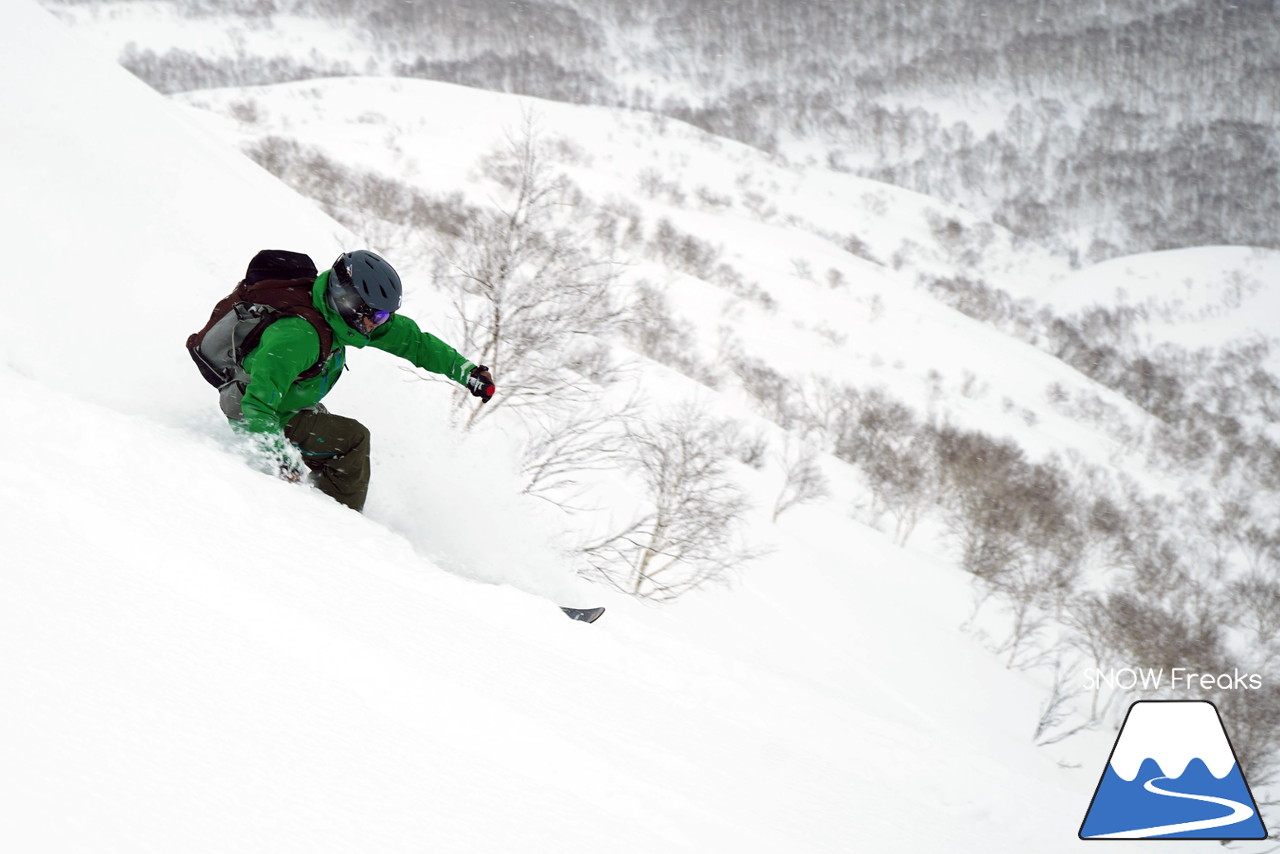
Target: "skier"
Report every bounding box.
[191,249,494,512]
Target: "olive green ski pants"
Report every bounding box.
[283,409,371,512]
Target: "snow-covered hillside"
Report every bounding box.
[4,2,1276,852]
[170,75,1129,471]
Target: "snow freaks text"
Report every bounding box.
[1083,668,1264,692]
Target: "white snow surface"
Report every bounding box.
[3,3,1269,852]
[1048,246,1280,368]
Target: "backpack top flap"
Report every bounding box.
[244,249,317,287]
[186,250,319,354]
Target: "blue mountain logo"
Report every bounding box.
[1080,700,1267,839]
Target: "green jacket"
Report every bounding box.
[236,270,475,435]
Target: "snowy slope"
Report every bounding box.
[174,75,1146,470]
[1,3,1264,853]
[1048,246,1280,365]
[172,69,1280,549]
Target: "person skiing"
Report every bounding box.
[195,249,494,512]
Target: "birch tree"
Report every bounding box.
[583,404,760,600]
[435,112,622,428]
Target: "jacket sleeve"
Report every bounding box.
[366,315,476,385]
[238,318,322,434]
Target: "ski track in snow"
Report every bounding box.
[1085,777,1256,839]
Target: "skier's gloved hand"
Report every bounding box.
[466,365,495,403]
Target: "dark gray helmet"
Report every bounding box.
[327,250,402,331]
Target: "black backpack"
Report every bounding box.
[187,250,336,417]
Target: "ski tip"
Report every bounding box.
[560,606,606,624]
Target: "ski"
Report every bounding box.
[560,606,606,624]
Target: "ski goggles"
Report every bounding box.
[358,306,393,328]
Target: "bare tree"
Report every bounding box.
[772,439,829,522]
[582,404,761,600]
[519,394,643,511]
[1033,657,1094,747]
[434,111,623,428]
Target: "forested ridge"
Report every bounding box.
[111,0,1279,261]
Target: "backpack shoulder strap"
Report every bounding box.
[240,277,335,379]
[188,258,332,391]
